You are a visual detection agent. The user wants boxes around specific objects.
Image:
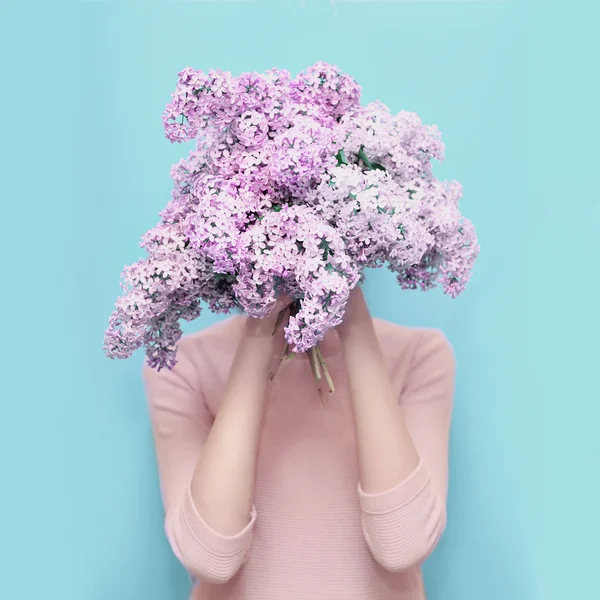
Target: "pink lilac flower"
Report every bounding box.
[269,115,337,196]
[289,61,362,123]
[104,61,479,370]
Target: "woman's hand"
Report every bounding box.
[244,294,294,339]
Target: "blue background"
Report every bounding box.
[1,1,598,599]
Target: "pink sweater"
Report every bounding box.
[142,315,455,600]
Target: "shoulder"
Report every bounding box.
[372,320,456,408]
[142,315,245,389]
[373,317,454,367]
[176,314,246,361]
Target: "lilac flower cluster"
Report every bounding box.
[104,62,479,370]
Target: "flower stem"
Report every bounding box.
[272,305,290,336]
[267,299,334,405]
[308,345,325,405]
[310,346,322,381]
[315,346,335,394]
[269,341,289,382]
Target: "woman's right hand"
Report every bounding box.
[243,294,294,342]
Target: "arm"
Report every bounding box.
[190,315,278,535]
[143,309,284,584]
[338,289,455,572]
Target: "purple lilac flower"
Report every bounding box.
[289,61,362,123]
[269,115,337,196]
[104,61,479,370]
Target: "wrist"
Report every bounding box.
[228,335,277,395]
[338,318,375,344]
[239,317,286,366]
[243,314,278,338]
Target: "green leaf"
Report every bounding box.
[336,148,349,166]
[357,145,373,169]
[358,146,386,172]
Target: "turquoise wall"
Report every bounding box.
[2,1,598,599]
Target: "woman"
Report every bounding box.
[143,286,455,600]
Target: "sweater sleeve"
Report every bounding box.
[357,329,455,572]
[142,343,256,584]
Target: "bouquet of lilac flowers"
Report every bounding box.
[103,61,479,389]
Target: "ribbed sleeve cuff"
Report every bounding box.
[182,485,257,556]
[357,459,431,515]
